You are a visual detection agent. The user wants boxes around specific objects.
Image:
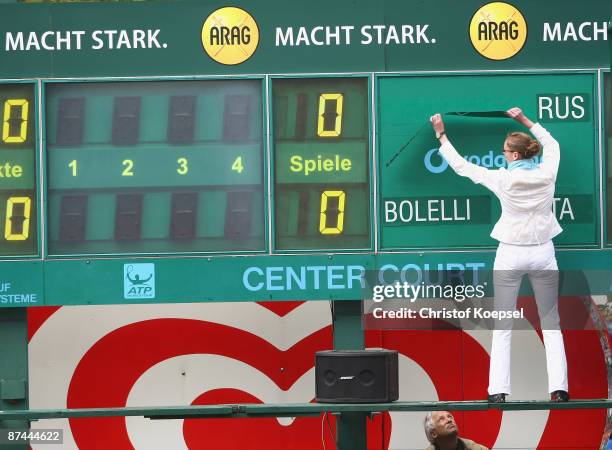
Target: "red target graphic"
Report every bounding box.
[27,298,607,449]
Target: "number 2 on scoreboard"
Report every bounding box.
[122,159,134,176]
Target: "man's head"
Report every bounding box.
[423,411,459,443]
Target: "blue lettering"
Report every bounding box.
[328,266,345,289]
[286,266,306,290]
[465,262,486,284]
[378,264,399,284]
[347,265,365,289]
[307,266,326,290]
[424,148,527,174]
[495,154,506,167]
[243,267,264,292]
[266,267,284,291]
[400,263,423,284]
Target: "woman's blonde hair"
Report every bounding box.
[505,132,541,159]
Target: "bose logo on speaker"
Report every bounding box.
[340,376,355,380]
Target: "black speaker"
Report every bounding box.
[315,349,399,403]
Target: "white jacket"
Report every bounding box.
[438,123,562,245]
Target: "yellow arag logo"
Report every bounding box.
[469,2,527,60]
[201,7,259,65]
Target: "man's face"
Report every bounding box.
[432,411,458,439]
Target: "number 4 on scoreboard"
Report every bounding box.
[231,156,244,173]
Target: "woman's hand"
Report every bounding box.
[429,113,448,143]
[430,113,445,134]
[506,107,534,128]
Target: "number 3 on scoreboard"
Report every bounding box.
[4,197,31,241]
[2,99,29,143]
[319,190,345,235]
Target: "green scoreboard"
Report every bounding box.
[274,77,370,251]
[0,0,609,305]
[46,80,265,255]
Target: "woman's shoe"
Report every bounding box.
[550,390,569,402]
[487,393,506,403]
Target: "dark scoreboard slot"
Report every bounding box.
[297,190,310,236]
[170,192,197,240]
[295,93,307,140]
[112,96,141,146]
[57,97,85,146]
[275,95,288,138]
[224,190,253,239]
[223,94,250,141]
[59,195,88,242]
[167,95,196,144]
[114,193,143,240]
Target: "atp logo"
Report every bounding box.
[201,6,260,65]
[124,263,155,299]
[469,2,527,60]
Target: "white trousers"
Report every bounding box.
[488,241,568,395]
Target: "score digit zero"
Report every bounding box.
[2,196,31,240]
[2,99,29,143]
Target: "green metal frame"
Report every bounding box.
[332,300,366,450]
[602,68,611,247]
[2,399,612,421]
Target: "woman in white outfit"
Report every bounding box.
[429,108,569,403]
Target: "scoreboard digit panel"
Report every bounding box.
[273,77,371,251]
[379,73,598,249]
[0,83,38,256]
[46,79,265,256]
